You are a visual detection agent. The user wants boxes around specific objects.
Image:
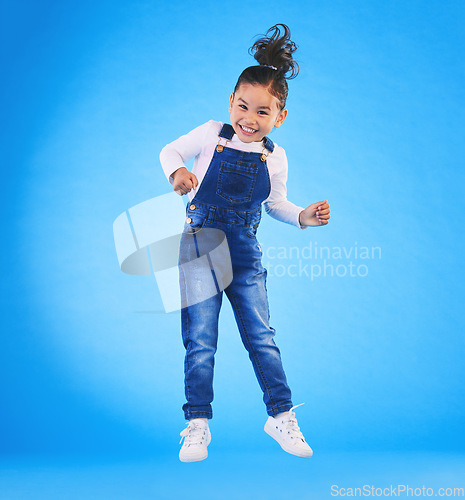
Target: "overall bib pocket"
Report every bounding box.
[216,160,258,204]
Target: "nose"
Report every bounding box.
[244,113,255,125]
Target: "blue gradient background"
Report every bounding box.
[1,0,464,498]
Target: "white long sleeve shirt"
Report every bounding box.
[160,120,307,229]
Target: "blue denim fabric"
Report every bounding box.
[179,124,293,420]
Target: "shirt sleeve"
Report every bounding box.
[159,121,214,184]
[264,148,308,230]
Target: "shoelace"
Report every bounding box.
[179,421,207,446]
[283,403,306,442]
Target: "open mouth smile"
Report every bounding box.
[239,124,258,135]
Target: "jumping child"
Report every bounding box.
[160,23,330,462]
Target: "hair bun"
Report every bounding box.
[249,24,299,79]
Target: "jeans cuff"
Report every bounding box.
[266,402,293,417]
[183,404,213,420]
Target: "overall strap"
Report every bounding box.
[219,124,235,140]
[262,136,275,153]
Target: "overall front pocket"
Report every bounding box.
[216,160,258,203]
[184,211,207,233]
[246,222,260,239]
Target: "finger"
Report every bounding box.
[311,200,327,209]
[191,174,199,189]
[317,213,330,220]
[315,208,329,217]
[176,183,190,195]
[174,184,187,195]
[180,181,192,192]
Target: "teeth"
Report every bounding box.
[240,125,256,133]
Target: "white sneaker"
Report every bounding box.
[264,403,313,458]
[179,418,211,462]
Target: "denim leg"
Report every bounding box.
[225,239,293,416]
[181,291,223,420]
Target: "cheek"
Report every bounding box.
[267,116,278,126]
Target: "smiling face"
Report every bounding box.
[228,83,288,143]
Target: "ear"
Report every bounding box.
[274,108,288,128]
[228,92,235,113]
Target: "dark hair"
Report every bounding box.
[233,24,299,110]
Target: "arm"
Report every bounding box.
[159,121,213,194]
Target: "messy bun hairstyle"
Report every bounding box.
[233,24,299,110]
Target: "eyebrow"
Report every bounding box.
[237,97,271,110]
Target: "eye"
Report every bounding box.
[239,104,247,110]
[258,111,269,115]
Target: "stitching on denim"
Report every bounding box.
[216,161,258,204]
[263,159,272,201]
[182,304,191,406]
[260,269,288,415]
[219,123,235,140]
[187,211,207,228]
[227,288,276,408]
[268,403,293,416]
[246,227,258,239]
[182,292,223,420]
[186,412,213,419]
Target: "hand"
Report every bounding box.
[299,200,331,227]
[171,167,199,195]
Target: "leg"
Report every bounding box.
[180,282,223,420]
[225,246,293,416]
[178,226,224,420]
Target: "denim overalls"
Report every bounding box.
[179,124,293,420]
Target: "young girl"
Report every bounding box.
[160,24,330,462]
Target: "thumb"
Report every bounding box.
[191,173,199,189]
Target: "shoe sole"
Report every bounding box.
[179,452,208,463]
[264,422,313,458]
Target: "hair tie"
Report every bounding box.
[262,64,278,70]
